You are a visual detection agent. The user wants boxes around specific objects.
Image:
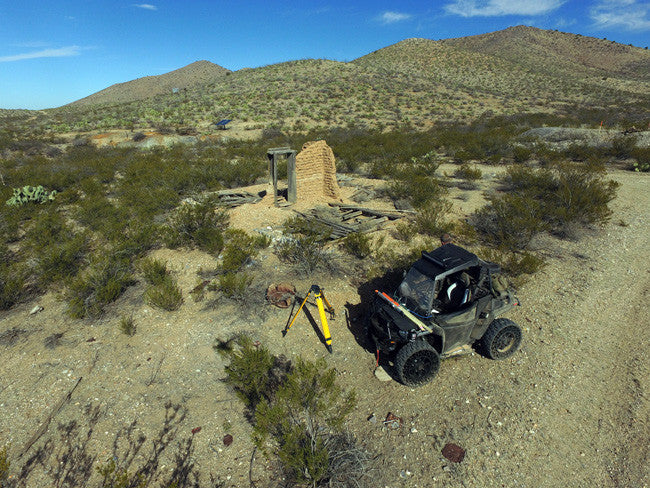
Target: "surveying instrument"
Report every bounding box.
[283,285,335,353]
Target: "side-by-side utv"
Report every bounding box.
[367,243,522,386]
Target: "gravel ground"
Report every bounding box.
[0,169,647,487]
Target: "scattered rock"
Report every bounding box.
[29,305,44,315]
[384,412,402,430]
[442,443,465,463]
[374,366,392,382]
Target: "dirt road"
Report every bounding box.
[349,169,649,487]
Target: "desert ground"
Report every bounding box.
[0,166,648,487]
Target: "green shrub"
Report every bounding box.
[220,229,269,273]
[453,163,482,180]
[410,199,453,237]
[65,255,134,318]
[282,216,331,242]
[610,135,637,159]
[478,248,546,278]
[35,233,88,284]
[215,272,253,300]
[341,232,373,259]
[384,152,445,209]
[109,222,160,260]
[275,235,328,276]
[144,276,183,311]
[631,147,650,172]
[217,336,282,410]
[0,444,9,487]
[163,196,228,254]
[96,458,146,488]
[473,163,618,249]
[139,257,169,286]
[118,315,137,336]
[473,193,548,250]
[512,145,533,163]
[219,336,360,487]
[0,263,28,310]
[254,357,356,485]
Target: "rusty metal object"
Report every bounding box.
[266,283,296,308]
[442,443,465,463]
[383,412,402,430]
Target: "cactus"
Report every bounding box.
[5,185,57,206]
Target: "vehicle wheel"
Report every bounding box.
[395,340,440,386]
[479,318,522,360]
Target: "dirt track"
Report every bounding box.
[0,169,648,487]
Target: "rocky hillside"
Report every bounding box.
[69,60,231,107]
[24,26,650,132]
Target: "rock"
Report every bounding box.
[29,305,44,315]
[374,366,392,382]
[442,443,465,463]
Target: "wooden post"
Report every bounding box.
[266,147,296,207]
[287,151,297,204]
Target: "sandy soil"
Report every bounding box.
[0,168,647,487]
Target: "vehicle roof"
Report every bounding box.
[414,244,481,280]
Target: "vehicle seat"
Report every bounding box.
[443,273,472,311]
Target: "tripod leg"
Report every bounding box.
[320,292,335,318]
[283,292,310,337]
[316,295,333,353]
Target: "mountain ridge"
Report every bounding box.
[41,25,650,132]
[69,60,230,107]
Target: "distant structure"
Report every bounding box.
[215,119,232,130]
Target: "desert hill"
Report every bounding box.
[68,60,231,107]
[17,26,650,133]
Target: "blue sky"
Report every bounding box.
[1,0,648,110]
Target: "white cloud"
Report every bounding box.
[133,4,157,10]
[590,0,650,30]
[0,46,81,62]
[444,0,565,17]
[378,11,412,24]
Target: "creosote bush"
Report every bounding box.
[341,232,373,259]
[141,260,183,311]
[214,272,254,300]
[0,262,28,310]
[220,229,269,273]
[218,336,366,487]
[275,235,328,276]
[473,162,618,250]
[139,257,169,286]
[453,163,482,180]
[65,255,134,318]
[163,196,228,254]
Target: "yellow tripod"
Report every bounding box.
[283,285,335,353]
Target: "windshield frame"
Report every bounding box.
[395,266,439,314]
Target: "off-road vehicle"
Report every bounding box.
[367,243,522,386]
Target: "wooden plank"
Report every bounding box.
[342,210,363,221]
[328,202,414,218]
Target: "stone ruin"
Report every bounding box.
[266,140,341,206]
[295,140,341,202]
